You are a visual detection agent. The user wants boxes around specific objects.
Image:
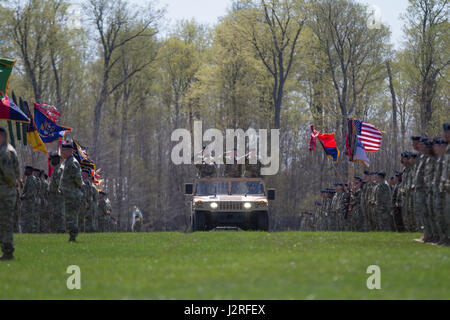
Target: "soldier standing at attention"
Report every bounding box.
[87,175,98,232]
[433,137,449,245]
[0,127,20,260]
[78,169,92,233]
[439,124,450,245]
[223,148,243,178]
[39,170,49,233]
[98,191,112,232]
[300,212,314,231]
[412,138,432,242]
[423,139,441,243]
[20,166,38,233]
[48,153,65,233]
[32,168,42,232]
[373,172,393,231]
[59,143,82,242]
[391,173,405,232]
[83,173,95,233]
[244,151,262,178]
[349,177,365,232]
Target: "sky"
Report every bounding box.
[134,0,410,47]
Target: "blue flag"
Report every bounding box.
[34,106,72,144]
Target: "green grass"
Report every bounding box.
[0,232,449,299]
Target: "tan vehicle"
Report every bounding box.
[184,177,275,231]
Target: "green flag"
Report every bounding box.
[0,58,17,96]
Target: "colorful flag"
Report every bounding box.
[25,101,48,154]
[0,58,17,96]
[34,103,61,122]
[310,126,340,163]
[0,94,30,123]
[34,106,72,144]
[354,120,383,152]
[73,140,96,171]
[353,136,370,167]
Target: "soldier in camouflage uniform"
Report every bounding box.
[48,153,65,233]
[330,183,346,231]
[0,127,20,260]
[244,151,262,178]
[39,170,49,233]
[98,191,113,232]
[349,177,365,232]
[300,212,314,231]
[223,148,243,178]
[316,190,328,231]
[360,171,370,228]
[85,175,98,233]
[78,169,92,232]
[432,137,449,245]
[438,123,450,245]
[412,137,431,242]
[13,186,21,233]
[373,172,393,231]
[391,172,405,232]
[194,146,217,178]
[32,168,42,232]
[59,143,83,242]
[399,152,415,231]
[365,172,377,231]
[423,139,441,243]
[20,166,38,233]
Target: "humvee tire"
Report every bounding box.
[192,211,207,232]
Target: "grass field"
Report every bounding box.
[0,232,449,300]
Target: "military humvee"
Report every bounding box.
[184,177,275,231]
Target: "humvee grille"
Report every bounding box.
[219,202,243,211]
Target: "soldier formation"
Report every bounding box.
[301,123,450,247]
[195,147,262,178]
[0,133,114,261]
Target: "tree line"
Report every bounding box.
[0,0,448,231]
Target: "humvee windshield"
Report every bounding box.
[195,181,228,196]
[231,181,264,195]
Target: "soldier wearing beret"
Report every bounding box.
[48,153,65,233]
[373,172,393,231]
[432,137,449,245]
[59,143,82,242]
[0,127,20,260]
[20,165,38,233]
[439,124,450,245]
[98,191,113,232]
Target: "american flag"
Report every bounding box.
[354,120,383,152]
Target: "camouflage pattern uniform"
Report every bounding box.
[374,179,393,231]
[334,191,349,231]
[78,178,92,232]
[366,182,377,231]
[13,188,20,233]
[48,163,65,233]
[391,183,404,231]
[98,197,112,232]
[349,188,365,231]
[438,145,450,242]
[0,143,20,256]
[39,177,49,233]
[413,154,430,239]
[424,155,440,241]
[59,155,82,239]
[85,181,98,232]
[33,174,42,232]
[433,152,447,242]
[20,174,38,233]
[244,155,262,178]
[400,165,416,231]
[300,213,314,231]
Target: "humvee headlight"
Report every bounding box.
[210,202,218,209]
[244,202,252,209]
